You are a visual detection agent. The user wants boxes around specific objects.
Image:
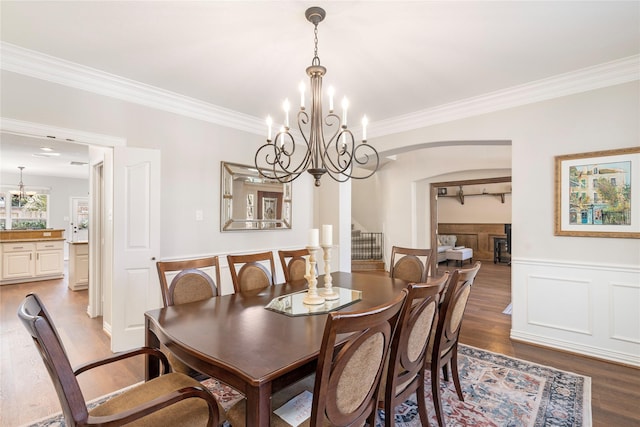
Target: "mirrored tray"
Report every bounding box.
[265,287,362,317]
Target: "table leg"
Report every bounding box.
[145,318,160,381]
[245,382,272,426]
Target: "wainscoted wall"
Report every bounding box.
[511,258,640,367]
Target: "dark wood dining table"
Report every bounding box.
[144,271,408,427]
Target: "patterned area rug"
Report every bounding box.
[22,344,591,427]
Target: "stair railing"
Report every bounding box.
[351,232,384,260]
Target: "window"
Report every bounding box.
[0,191,49,230]
[610,178,617,186]
[593,193,599,203]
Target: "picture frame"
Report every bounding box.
[555,147,640,238]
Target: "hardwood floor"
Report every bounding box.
[1,270,143,426]
[1,262,638,426]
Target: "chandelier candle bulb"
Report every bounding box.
[266,116,273,141]
[342,97,349,126]
[309,228,319,247]
[322,224,332,246]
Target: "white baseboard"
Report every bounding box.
[511,328,640,367]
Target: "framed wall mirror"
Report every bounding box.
[221,162,292,231]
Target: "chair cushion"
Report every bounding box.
[237,263,272,291]
[171,269,216,305]
[393,255,424,283]
[89,373,225,426]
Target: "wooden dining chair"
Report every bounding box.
[225,289,408,427]
[156,256,221,307]
[18,293,224,427]
[439,260,482,304]
[389,246,432,283]
[278,248,309,282]
[227,251,276,293]
[380,272,449,427]
[156,256,221,377]
[427,260,481,427]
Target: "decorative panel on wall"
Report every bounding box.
[511,259,640,367]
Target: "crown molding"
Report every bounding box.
[2,42,637,138]
[0,42,265,136]
[0,117,126,147]
[370,55,640,138]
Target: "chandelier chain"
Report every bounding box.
[312,24,320,66]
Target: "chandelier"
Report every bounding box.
[255,6,379,187]
[17,166,27,205]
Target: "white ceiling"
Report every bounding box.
[1,1,639,179]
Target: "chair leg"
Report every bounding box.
[384,400,394,427]
[431,363,446,427]
[442,362,449,382]
[451,350,464,401]
[416,373,431,427]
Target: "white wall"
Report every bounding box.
[0,70,315,293]
[2,68,638,365]
[437,181,512,224]
[370,81,640,366]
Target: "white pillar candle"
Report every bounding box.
[309,228,319,247]
[322,224,332,246]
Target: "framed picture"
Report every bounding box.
[555,147,640,238]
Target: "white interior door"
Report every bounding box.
[70,197,89,242]
[111,146,161,352]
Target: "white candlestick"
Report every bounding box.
[303,246,325,305]
[322,224,332,246]
[309,228,319,247]
[320,244,339,300]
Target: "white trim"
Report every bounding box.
[511,257,640,273]
[510,330,640,367]
[0,42,264,135]
[0,117,126,147]
[370,55,640,138]
[2,43,638,137]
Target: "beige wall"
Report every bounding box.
[368,81,640,366]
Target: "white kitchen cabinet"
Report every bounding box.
[1,242,35,280]
[68,241,89,291]
[35,241,65,276]
[0,230,65,285]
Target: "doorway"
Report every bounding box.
[429,176,511,276]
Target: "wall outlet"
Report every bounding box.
[195,210,203,221]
